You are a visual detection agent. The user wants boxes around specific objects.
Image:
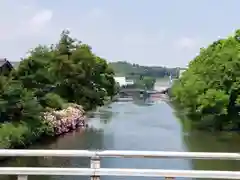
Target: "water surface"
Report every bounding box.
[0,95,240,180]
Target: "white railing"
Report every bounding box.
[0,150,240,180]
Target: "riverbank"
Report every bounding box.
[1,96,240,180]
[0,30,118,150]
[0,94,117,150]
[170,30,240,132]
[0,103,88,149]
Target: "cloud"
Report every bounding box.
[30,10,53,27]
[0,1,56,60]
[28,9,53,33]
[0,1,201,67]
[0,1,53,39]
[122,32,165,46]
[175,37,199,50]
[87,8,106,19]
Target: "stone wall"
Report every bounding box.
[44,104,86,136]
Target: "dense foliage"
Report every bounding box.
[109,61,179,78]
[0,30,117,148]
[171,30,240,131]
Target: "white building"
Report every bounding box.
[114,76,134,87]
[179,68,187,78]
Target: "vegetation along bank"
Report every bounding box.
[0,30,118,149]
[170,29,240,132]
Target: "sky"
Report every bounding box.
[0,0,239,67]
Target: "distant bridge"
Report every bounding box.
[119,86,170,95]
[154,85,171,93]
[118,75,173,95]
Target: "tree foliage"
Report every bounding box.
[134,76,156,90]
[14,30,117,110]
[171,30,240,131]
[0,30,117,148]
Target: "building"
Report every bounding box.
[0,58,14,75]
[178,68,187,78]
[114,76,134,87]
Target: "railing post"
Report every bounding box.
[91,155,100,180]
[17,175,28,180]
[165,177,175,180]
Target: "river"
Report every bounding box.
[0,90,240,180]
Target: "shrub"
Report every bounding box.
[40,93,65,110]
[0,122,31,148]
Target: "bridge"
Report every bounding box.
[154,85,171,93]
[119,85,171,96]
[119,86,170,93]
[118,75,174,95]
[119,75,173,95]
[1,149,240,180]
[119,88,169,97]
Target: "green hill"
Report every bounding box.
[109,61,178,78]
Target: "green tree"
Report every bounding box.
[13,30,117,110]
[0,29,117,148]
[142,77,156,90]
[171,29,240,131]
[14,45,55,98]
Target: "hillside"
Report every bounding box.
[109,61,178,78]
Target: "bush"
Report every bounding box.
[40,93,65,110]
[0,122,32,148]
[0,79,43,123]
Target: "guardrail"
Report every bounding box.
[0,150,240,180]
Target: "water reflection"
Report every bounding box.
[184,131,240,171]
[118,93,166,107]
[92,108,114,124]
[173,108,240,179]
[0,128,104,180]
[1,95,240,180]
